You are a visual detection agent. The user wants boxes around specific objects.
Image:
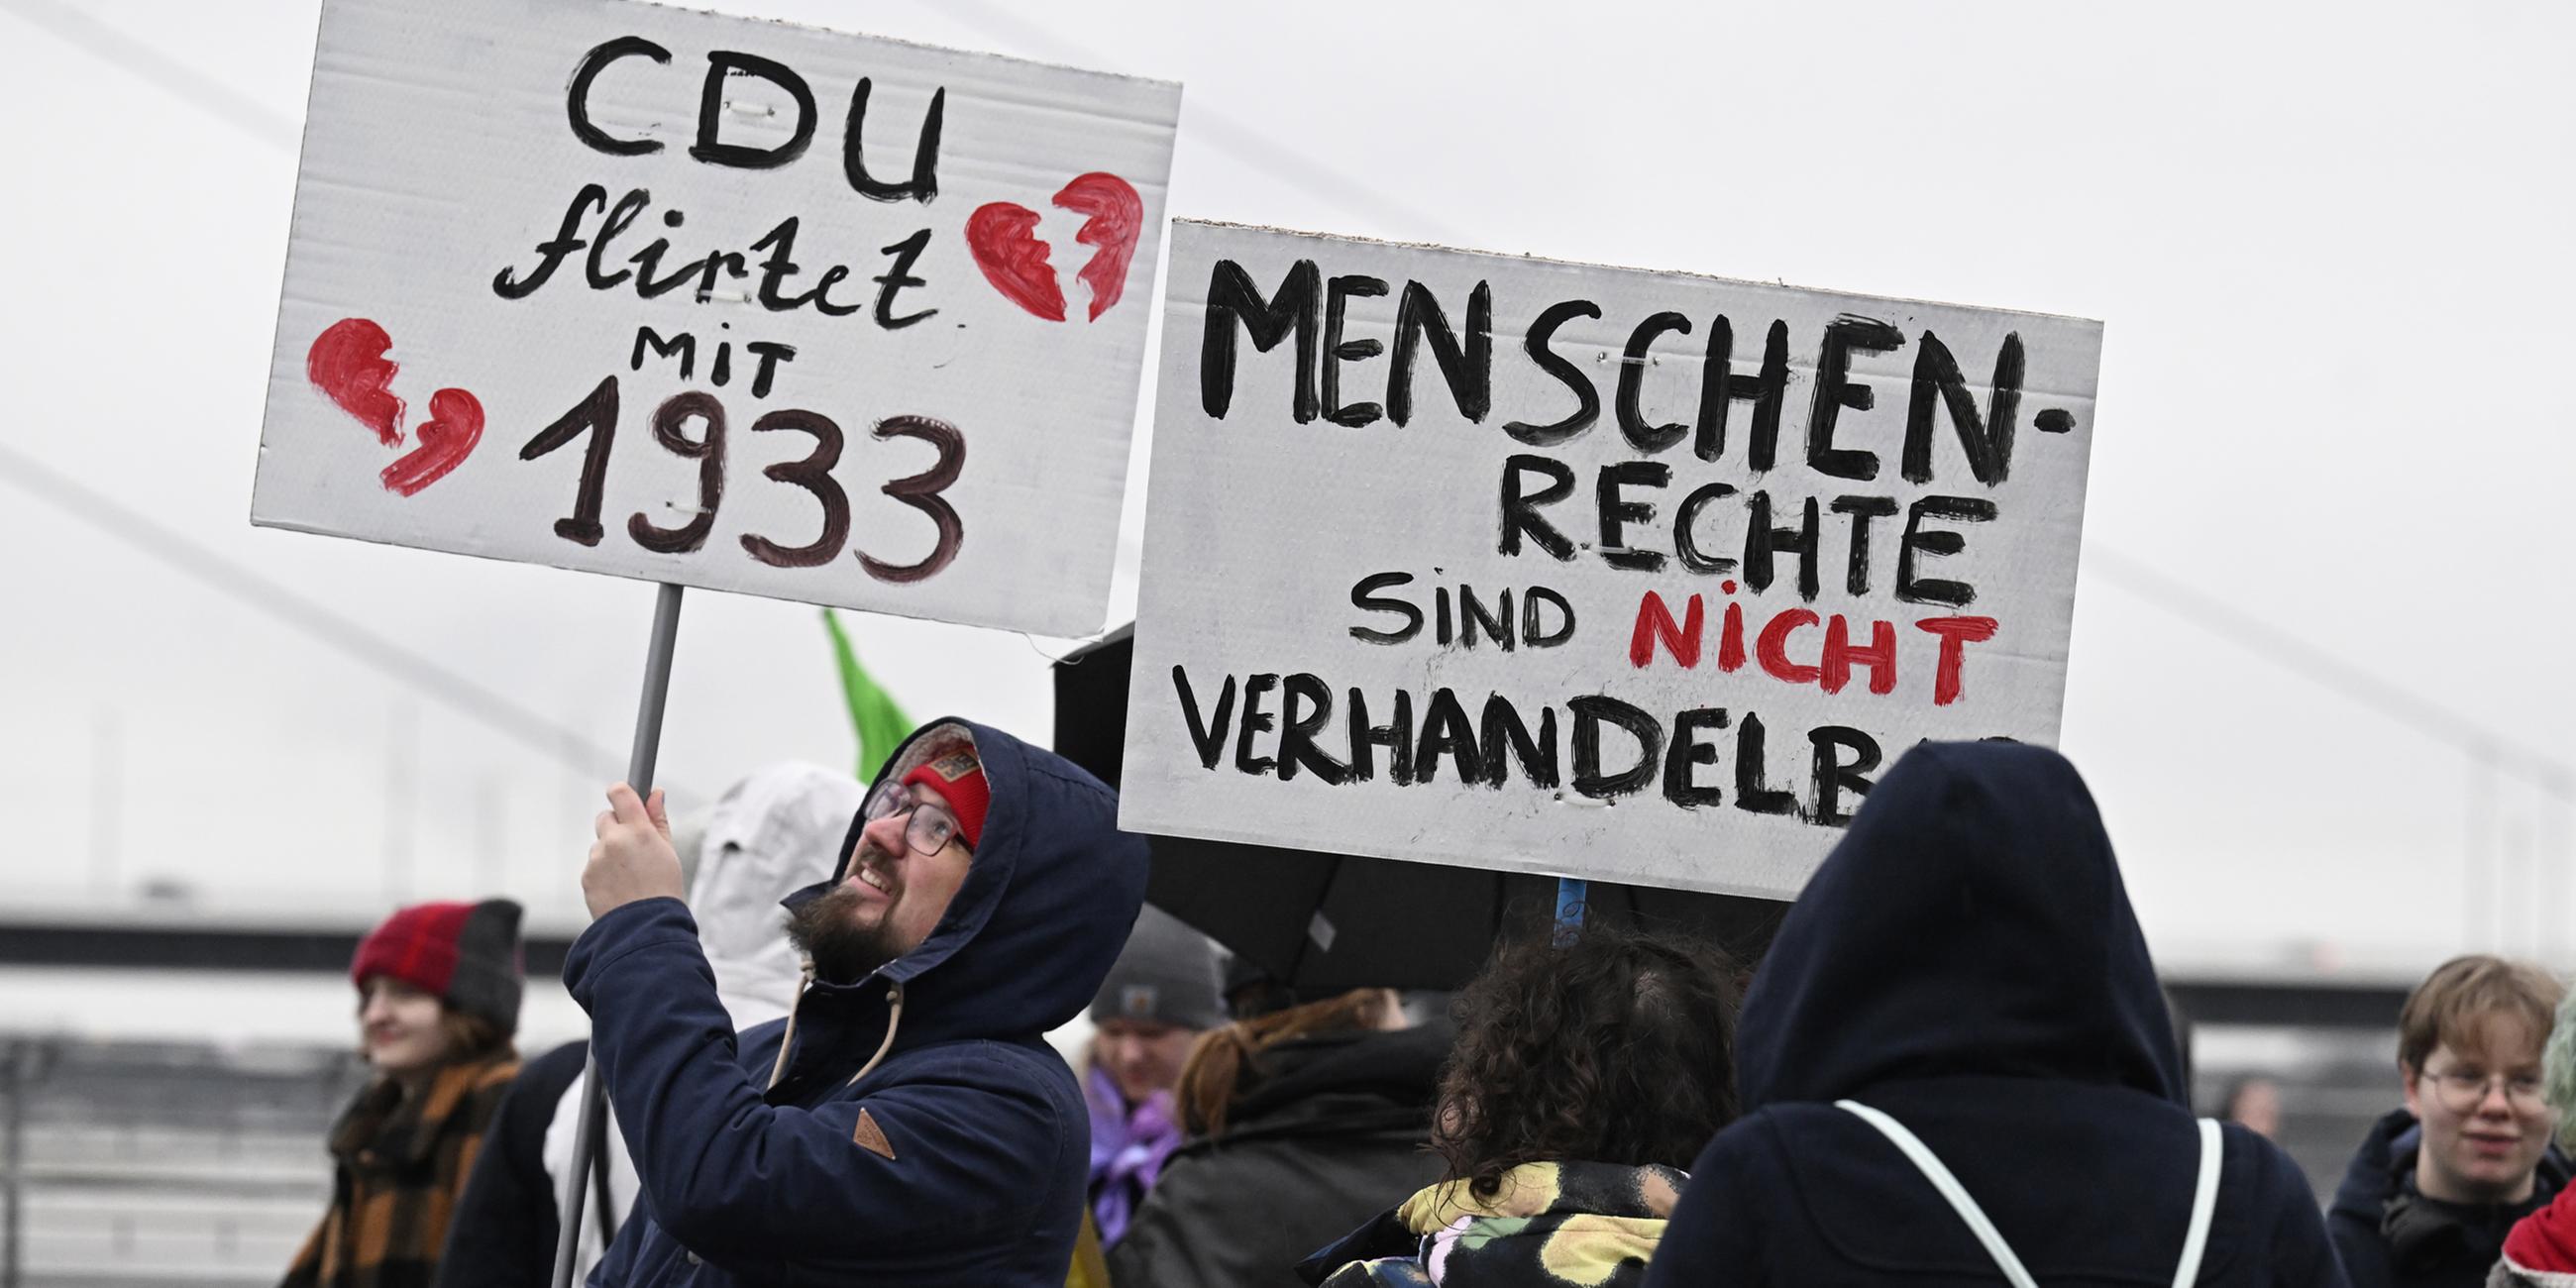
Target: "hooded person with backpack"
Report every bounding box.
[1644,740,2343,1288]
[568,719,1148,1286]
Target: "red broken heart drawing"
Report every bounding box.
[306,318,484,496]
[965,172,1143,322]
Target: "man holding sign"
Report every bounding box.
[246,1,1179,1283]
[570,719,1147,1285]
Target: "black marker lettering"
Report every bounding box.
[1904,331,2024,485]
[1173,667,1236,770]
[1617,311,1693,452]
[1322,274,1389,427]
[566,38,670,157]
[1805,315,1904,482]
[1348,572,1424,644]
[690,53,815,169]
[1201,259,1321,421]
[842,79,943,202]
[1388,280,1491,425]
[1503,299,1602,446]
[1570,695,1663,800]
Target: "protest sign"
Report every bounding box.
[253,0,1179,636]
[1122,222,2102,900]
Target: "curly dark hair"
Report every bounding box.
[1431,920,1740,1198]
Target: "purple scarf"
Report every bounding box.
[1086,1063,1183,1245]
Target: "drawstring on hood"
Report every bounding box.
[767,961,818,1092]
[849,983,905,1087]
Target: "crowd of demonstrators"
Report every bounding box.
[1106,973,1453,1288]
[569,719,1148,1285]
[1646,741,2340,1288]
[432,763,865,1288]
[347,716,2576,1288]
[284,899,525,1288]
[1084,905,1228,1248]
[2332,956,2570,1288]
[1301,921,1740,1287]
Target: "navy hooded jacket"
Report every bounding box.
[565,720,1149,1287]
[1645,741,2344,1288]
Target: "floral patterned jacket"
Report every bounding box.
[1302,1161,1684,1288]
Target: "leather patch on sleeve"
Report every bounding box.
[852,1108,896,1160]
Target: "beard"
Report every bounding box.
[784,881,904,985]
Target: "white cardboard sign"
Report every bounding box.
[254,0,1179,636]
[1123,222,2102,900]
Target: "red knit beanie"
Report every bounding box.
[904,745,991,848]
[351,899,524,1034]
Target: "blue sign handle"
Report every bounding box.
[1554,877,1588,945]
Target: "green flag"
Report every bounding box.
[823,609,914,784]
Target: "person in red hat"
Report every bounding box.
[283,898,524,1288]
[571,718,1150,1287]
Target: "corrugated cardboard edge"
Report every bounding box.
[1167,218,2105,330]
[610,0,1181,93]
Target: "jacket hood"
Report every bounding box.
[2331,1107,2418,1223]
[784,718,1150,1047]
[1231,1020,1453,1130]
[1733,740,2183,1110]
[690,761,865,1030]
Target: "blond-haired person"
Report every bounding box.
[2330,955,2567,1288]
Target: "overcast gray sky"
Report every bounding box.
[1,0,2568,980]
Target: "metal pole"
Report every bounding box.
[5,1040,25,1288]
[1554,877,1588,947]
[552,583,685,1288]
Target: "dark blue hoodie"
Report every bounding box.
[1645,740,2344,1288]
[565,719,1149,1287]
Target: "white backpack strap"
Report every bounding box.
[2171,1119,2224,1288]
[1837,1100,2041,1288]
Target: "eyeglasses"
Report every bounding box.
[863,782,968,856]
[2419,1067,2548,1115]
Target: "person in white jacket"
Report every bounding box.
[434,762,865,1288]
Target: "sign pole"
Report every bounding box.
[1553,876,1588,946]
[551,582,685,1288]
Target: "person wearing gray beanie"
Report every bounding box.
[1086,906,1225,1246]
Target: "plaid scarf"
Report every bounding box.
[280,1051,518,1288]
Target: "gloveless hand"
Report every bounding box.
[584,783,684,918]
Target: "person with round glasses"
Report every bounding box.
[568,720,1151,1287]
[772,763,987,986]
[2329,954,2568,1288]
